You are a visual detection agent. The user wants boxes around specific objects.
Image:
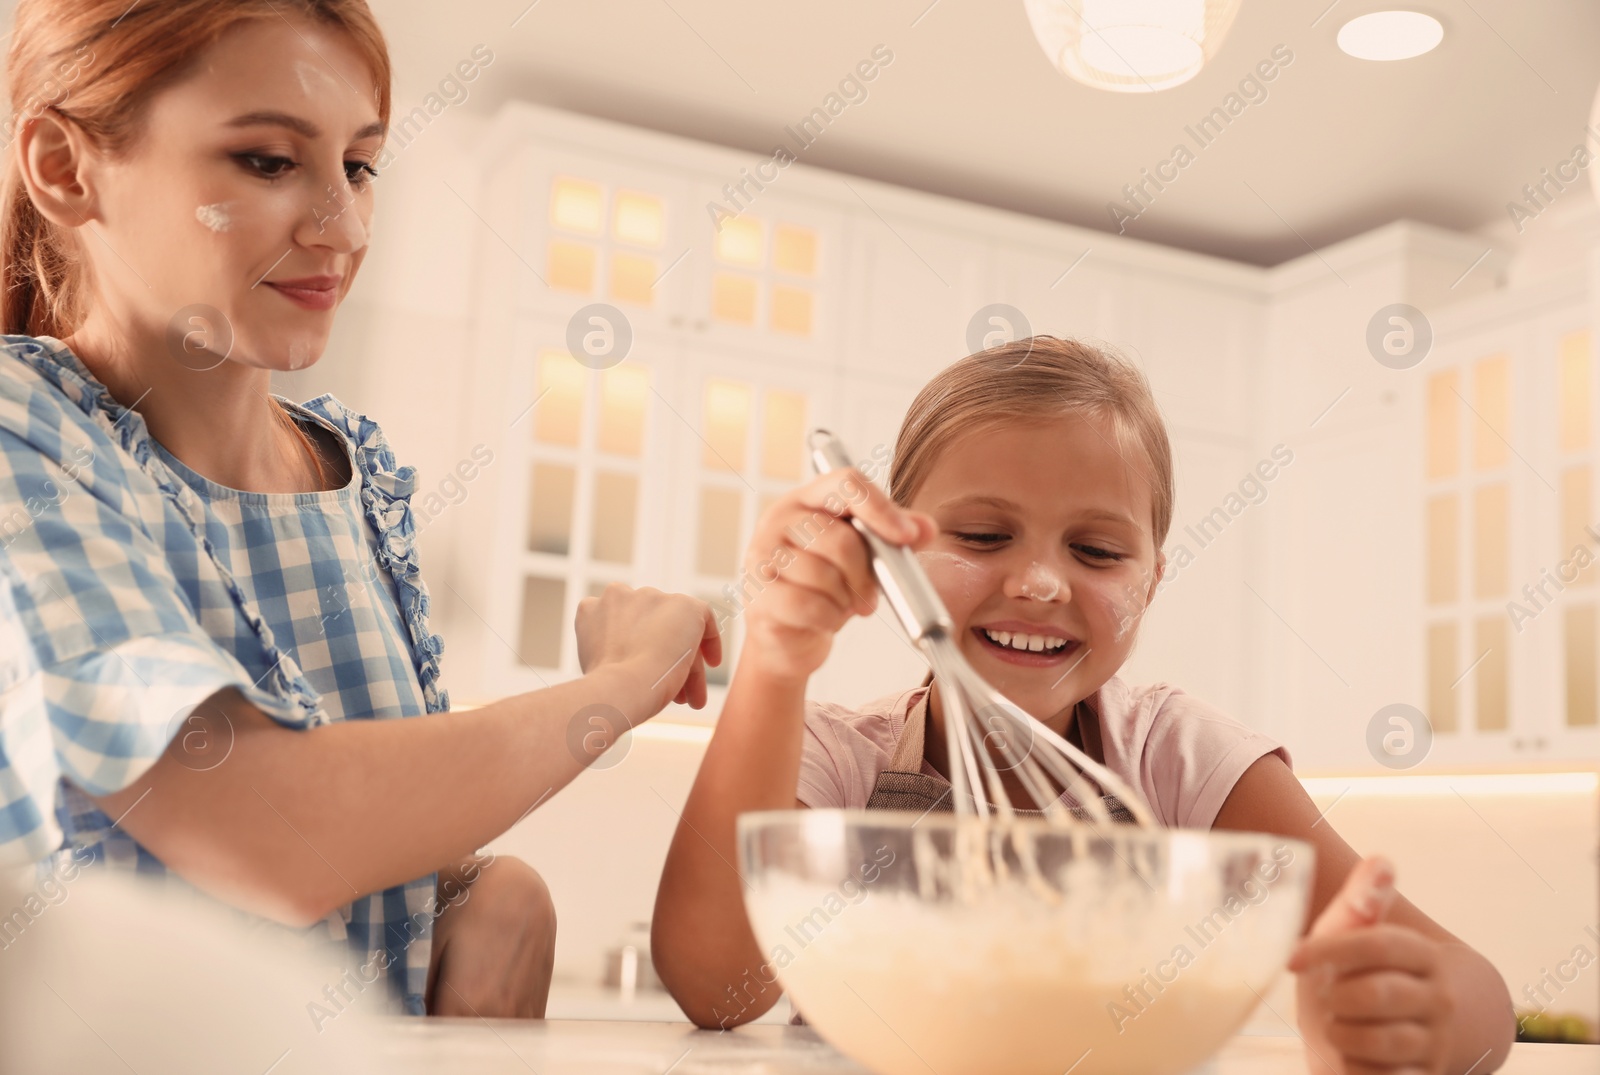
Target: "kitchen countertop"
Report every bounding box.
[543,981,793,1024]
[381,1019,1597,1074]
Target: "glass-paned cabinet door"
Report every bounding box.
[1421,340,1520,756]
[688,184,844,365]
[1551,326,1600,750]
[489,315,674,688]
[521,150,693,333]
[666,345,840,702]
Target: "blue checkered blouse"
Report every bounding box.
[0,334,450,1014]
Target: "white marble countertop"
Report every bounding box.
[377,1019,1596,1075]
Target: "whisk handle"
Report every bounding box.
[808,429,954,642]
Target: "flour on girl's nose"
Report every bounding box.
[1019,561,1063,601]
[195,203,233,233]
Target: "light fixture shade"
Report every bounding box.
[1023,0,1244,93]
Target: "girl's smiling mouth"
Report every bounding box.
[971,621,1081,666]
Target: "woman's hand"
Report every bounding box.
[426,853,556,1019]
[739,468,936,682]
[1291,857,1455,1075]
[575,584,722,716]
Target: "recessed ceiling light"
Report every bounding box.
[1337,11,1444,61]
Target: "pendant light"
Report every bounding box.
[1023,0,1244,93]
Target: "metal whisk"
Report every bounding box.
[808,429,1155,831]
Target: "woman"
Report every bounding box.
[0,0,720,1017]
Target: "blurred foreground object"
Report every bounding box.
[0,864,385,1074]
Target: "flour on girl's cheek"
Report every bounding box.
[915,550,993,607]
[1095,573,1150,643]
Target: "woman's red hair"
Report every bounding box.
[0,0,392,338]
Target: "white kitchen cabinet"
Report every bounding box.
[516,149,695,333]
[1415,282,1596,767]
[682,179,847,371]
[841,210,992,385]
[1239,223,1573,774]
[447,103,1358,741]
[828,371,920,476]
[1267,416,1420,773]
[1123,432,1260,736]
[475,314,681,698]
[447,102,1594,771]
[470,322,840,705]
[460,125,851,706]
[1101,269,1261,440]
[661,341,841,709]
[1253,264,1600,773]
[987,241,1110,343]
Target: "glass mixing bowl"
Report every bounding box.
[738,809,1315,1075]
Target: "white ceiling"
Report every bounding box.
[361,0,1600,266]
[3,1,1588,266]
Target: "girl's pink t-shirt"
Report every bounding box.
[795,676,1292,829]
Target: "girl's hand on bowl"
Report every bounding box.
[1290,857,1454,1075]
[739,468,936,683]
[576,584,722,715]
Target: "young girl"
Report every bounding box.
[654,337,1514,1073]
[0,0,719,1018]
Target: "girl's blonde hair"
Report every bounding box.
[2,0,392,336]
[1,0,392,482]
[889,336,1175,553]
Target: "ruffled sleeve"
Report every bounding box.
[296,395,449,714]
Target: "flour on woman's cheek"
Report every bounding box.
[194,202,233,232]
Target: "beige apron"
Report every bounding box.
[862,689,1137,823]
